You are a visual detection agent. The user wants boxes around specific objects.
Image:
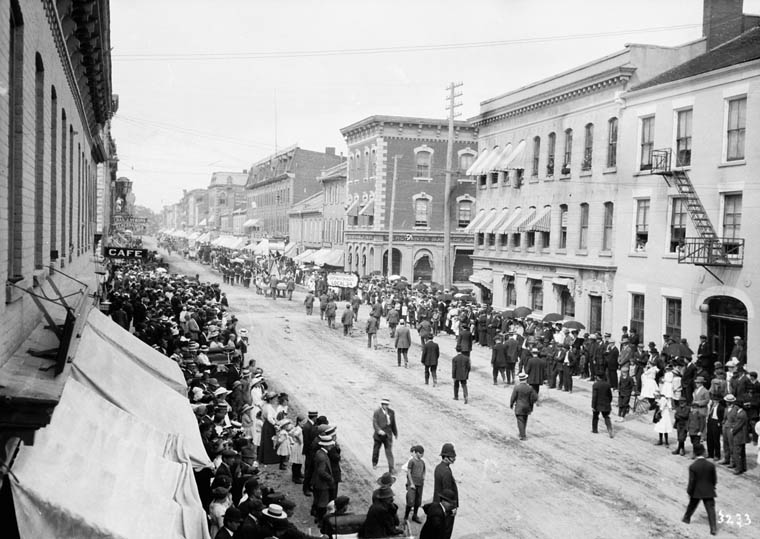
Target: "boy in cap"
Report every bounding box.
[403,445,426,523]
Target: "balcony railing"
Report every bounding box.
[677,237,744,267]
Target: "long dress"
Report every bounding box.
[640,366,659,399]
[660,370,674,400]
[258,403,279,464]
[653,396,674,434]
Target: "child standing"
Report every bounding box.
[617,369,634,421]
[290,416,305,484]
[275,418,293,470]
[672,396,690,456]
[403,445,426,524]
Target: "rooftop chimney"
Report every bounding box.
[325,147,336,156]
[703,0,745,49]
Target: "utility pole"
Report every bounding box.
[387,155,402,276]
[443,82,463,289]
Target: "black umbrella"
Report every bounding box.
[542,312,564,323]
[563,320,585,330]
[512,306,532,319]
[501,309,514,318]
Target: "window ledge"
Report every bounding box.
[603,166,617,175]
[559,175,572,181]
[526,247,536,253]
[457,178,476,184]
[5,276,26,304]
[556,248,567,255]
[414,226,431,231]
[718,160,746,168]
[673,166,691,172]
[629,251,648,258]
[545,175,555,182]
[579,170,592,177]
[599,250,613,258]
[528,178,539,184]
[32,268,49,288]
[413,177,433,182]
[662,253,678,260]
[576,249,588,256]
[512,247,522,253]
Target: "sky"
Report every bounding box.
[108,0,760,212]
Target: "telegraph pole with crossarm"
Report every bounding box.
[443,82,463,289]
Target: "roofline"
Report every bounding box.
[340,115,472,137]
[249,144,300,168]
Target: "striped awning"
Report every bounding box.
[493,140,526,171]
[474,208,500,233]
[514,208,538,232]
[243,218,261,228]
[345,198,360,217]
[497,207,525,234]
[463,209,488,234]
[465,148,490,176]
[359,199,374,216]
[521,206,552,232]
[483,208,511,234]
[475,146,504,175]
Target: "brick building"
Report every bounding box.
[245,145,344,241]
[0,0,116,471]
[207,171,248,233]
[340,115,477,284]
[318,161,347,250]
[182,187,208,229]
[287,191,324,251]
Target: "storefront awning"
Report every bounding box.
[493,140,526,170]
[359,199,374,216]
[521,205,552,232]
[526,272,544,281]
[475,208,499,233]
[465,148,490,176]
[345,198,360,217]
[198,218,207,227]
[552,277,574,288]
[243,218,261,228]
[313,248,345,267]
[514,207,538,232]
[282,242,298,258]
[463,208,488,234]
[468,269,494,290]
[293,249,317,263]
[196,232,211,243]
[483,208,511,234]
[497,207,524,234]
[475,146,505,175]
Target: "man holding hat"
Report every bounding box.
[419,488,457,539]
[510,373,538,440]
[432,443,458,537]
[372,399,398,474]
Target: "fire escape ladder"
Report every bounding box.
[670,170,718,240]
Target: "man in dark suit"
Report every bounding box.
[524,347,546,398]
[311,436,335,522]
[682,443,717,535]
[491,335,509,385]
[456,324,473,356]
[591,375,614,438]
[451,350,471,404]
[682,356,699,405]
[432,443,458,538]
[419,488,457,539]
[421,334,440,386]
[504,333,520,384]
[372,398,398,473]
[301,410,318,496]
[510,372,538,440]
[215,506,243,539]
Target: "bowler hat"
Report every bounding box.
[374,486,394,500]
[440,442,456,458]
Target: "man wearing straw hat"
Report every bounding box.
[510,372,538,441]
[372,398,398,474]
[312,434,336,523]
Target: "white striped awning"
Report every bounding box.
[493,140,526,170]
[474,146,503,175]
[521,206,552,232]
[514,208,538,232]
[465,148,490,176]
[474,208,500,233]
[483,208,511,234]
[497,207,525,234]
[463,209,488,234]
[345,198,360,217]
[358,199,374,216]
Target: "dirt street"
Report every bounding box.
[162,247,758,539]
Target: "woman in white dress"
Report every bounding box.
[640,361,660,401]
[653,391,673,447]
[660,365,674,400]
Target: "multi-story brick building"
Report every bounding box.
[245,145,344,241]
[318,161,348,251]
[612,4,760,367]
[182,188,208,229]
[0,0,116,466]
[467,40,703,332]
[207,171,248,233]
[340,115,477,284]
[288,192,324,251]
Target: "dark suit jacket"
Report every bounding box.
[311,448,334,490]
[504,338,520,363]
[301,419,315,456]
[372,407,398,439]
[510,383,538,415]
[451,353,470,380]
[524,356,546,385]
[687,457,717,499]
[456,329,473,352]
[421,340,440,366]
[360,500,400,538]
[491,343,508,368]
[433,462,458,507]
[591,379,613,412]
[419,502,454,539]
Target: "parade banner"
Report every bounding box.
[327,272,359,288]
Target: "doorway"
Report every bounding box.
[589,295,602,334]
[706,296,747,364]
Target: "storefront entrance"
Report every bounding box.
[706,296,747,364]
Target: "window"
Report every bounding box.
[582,123,593,171]
[630,294,645,338]
[726,97,746,161]
[505,279,517,306]
[7,2,24,278]
[665,298,682,340]
[414,196,430,226]
[635,199,650,251]
[676,109,692,166]
[562,129,573,172]
[50,87,58,257]
[35,54,44,269]
[457,200,473,228]
[526,230,535,248]
[560,287,575,317]
[669,198,687,252]
[589,296,602,334]
[459,152,474,173]
[640,116,654,170]
[546,132,556,176]
[602,202,614,251]
[531,136,540,177]
[607,117,618,168]
[579,203,589,249]
[477,233,485,247]
[416,150,431,178]
[370,148,376,177]
[530,280,544,311]
[723,193,742,254]
[512,232,521,248]
[499,233,509,250]
[487,233,496,247]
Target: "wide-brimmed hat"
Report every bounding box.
[380,398,390,405]
[724,394,737,403]
[261,504,287,520]
[318,434,335,446]
[374,486,394,500]
[377,472,396,486]
[518,372,528,381]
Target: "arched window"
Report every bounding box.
[457,199,473,228]
[546,132,556,176]
[35,53,45,268]
[531,136,541,177]
[563,128,573,172]
[415,150,432,178]
[607,117,618,168]
[50,86,58,258]
[582,123,593,171]
[602,201,614,251]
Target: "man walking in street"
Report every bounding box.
[372,398,397,474]
[525,347,546,400]
[432,443,458,539]
[681,443,717,535]
[325,297,337,329]
[394,319,412,367]
[510,372,538,440]
[341,303,354,336]
[452,349,471,404]
[421,334,440,386]
[591,374,615,438]
[491,334,508,385]
[304,291,315,315]
[386,304,400,338]
[366,314,378,349]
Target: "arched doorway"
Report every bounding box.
[413,252,433,282]
[361,247,367,277]
[382,248,402,276]
[368,247,375,273]
[706,296,747,363]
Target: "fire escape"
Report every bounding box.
[650,149,744,283]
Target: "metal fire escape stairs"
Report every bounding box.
[650,149,744,284]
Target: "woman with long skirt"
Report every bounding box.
[257,391,280,465]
